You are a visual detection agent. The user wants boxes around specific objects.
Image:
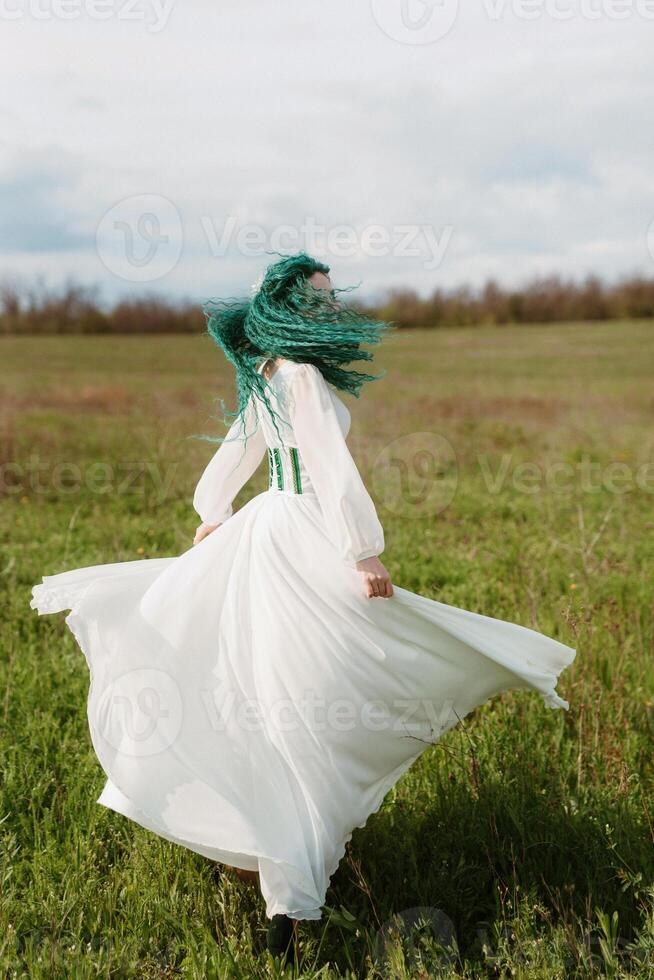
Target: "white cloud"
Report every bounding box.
[0,0,652,300]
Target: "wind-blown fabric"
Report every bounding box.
[31,359,576,920]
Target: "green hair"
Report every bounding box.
[202,252,391,441]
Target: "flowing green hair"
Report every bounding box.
[202,252,391,439]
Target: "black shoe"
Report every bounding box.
[267,913,294,958]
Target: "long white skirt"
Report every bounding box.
[31,488,576,920]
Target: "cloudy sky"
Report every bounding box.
[1,0,653,302]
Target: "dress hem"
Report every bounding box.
[31,559,575,922]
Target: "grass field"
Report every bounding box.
[1,321,653,978]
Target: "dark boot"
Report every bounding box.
[266,913,295,959]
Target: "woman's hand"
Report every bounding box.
[355,556,394,598]
[193,522,220,545]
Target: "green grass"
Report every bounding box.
[1,322,653,978]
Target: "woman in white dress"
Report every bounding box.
[31,253,576,957]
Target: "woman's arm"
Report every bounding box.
[289,364,393,598]
[192,397,266,543]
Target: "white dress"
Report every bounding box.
[31,360,576,921]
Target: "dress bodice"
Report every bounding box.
[254,360,351,498]
[193,359,384,566]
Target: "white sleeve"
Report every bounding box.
[193,397,266,525]
[289,364,385,567]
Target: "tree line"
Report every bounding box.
[2,274,654,334]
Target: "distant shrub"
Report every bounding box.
[373,275,654,329]
[2,273,654,334]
